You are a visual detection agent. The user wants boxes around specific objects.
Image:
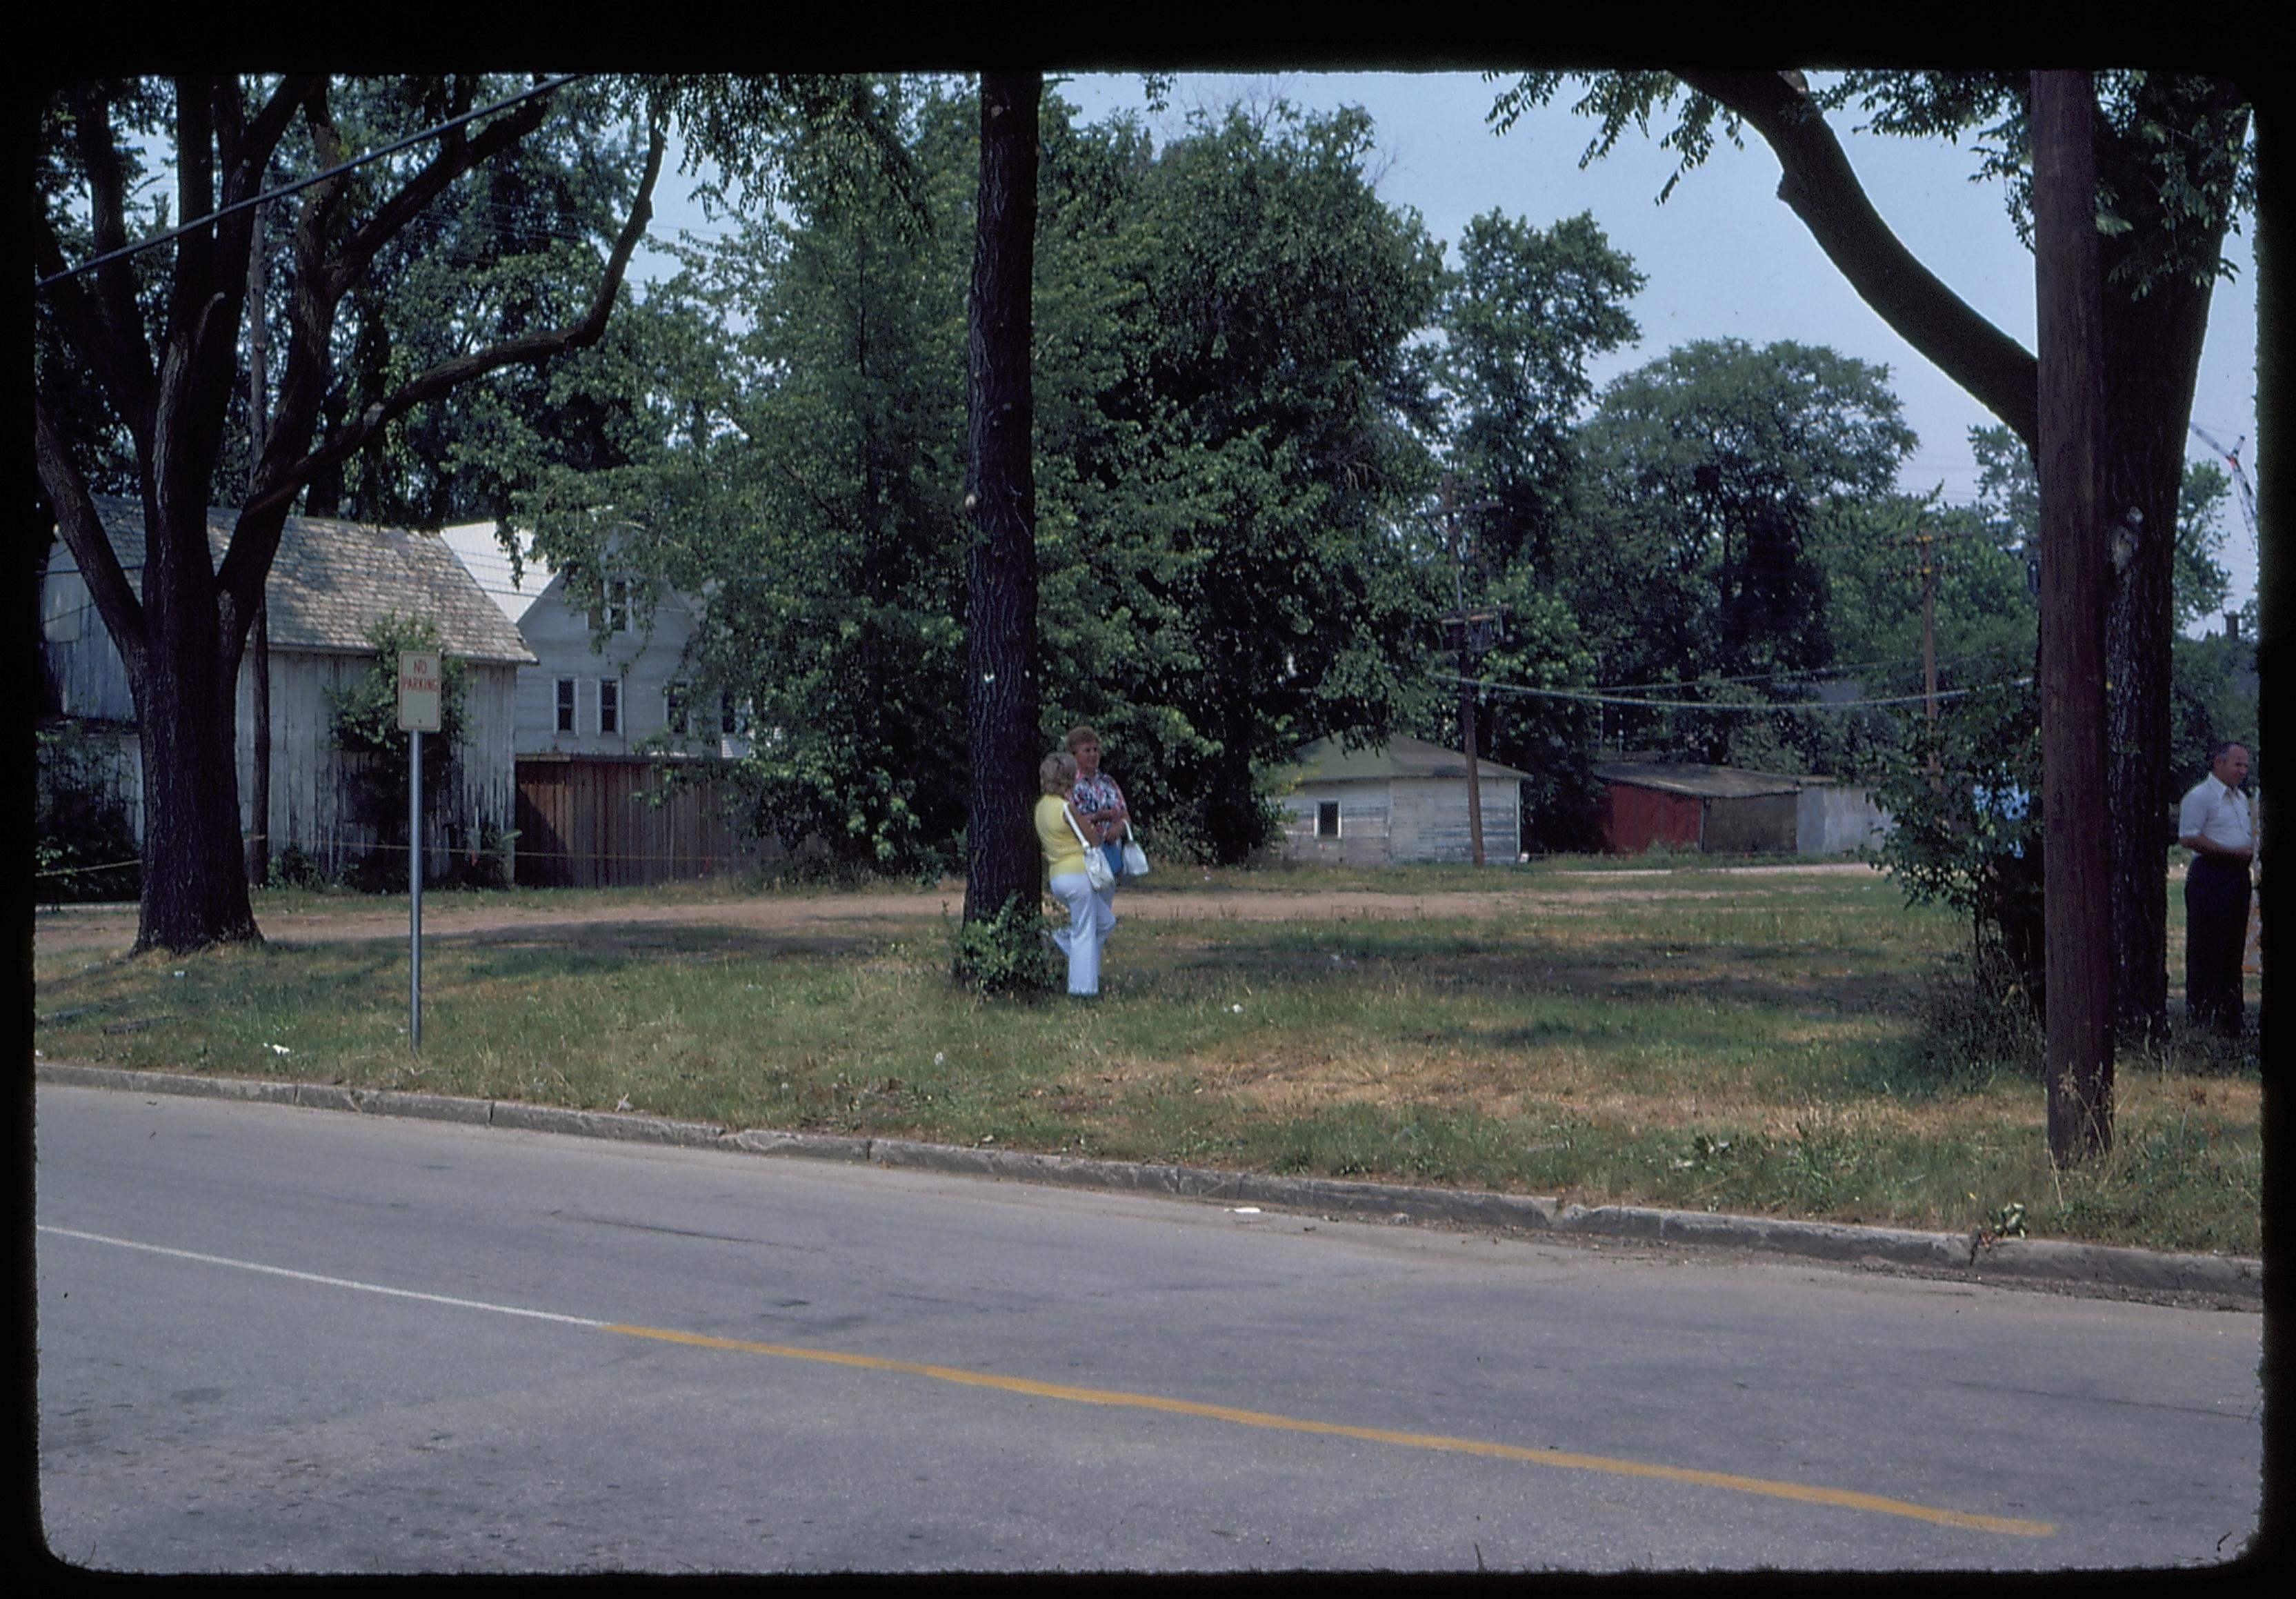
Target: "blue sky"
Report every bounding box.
[637,71,2262,626]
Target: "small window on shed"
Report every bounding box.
[1317,801,1341,839]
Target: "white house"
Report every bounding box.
[439,522,757,886]
[42,496,533,882]
[438,522,743,759]
[1277,736,1528,866]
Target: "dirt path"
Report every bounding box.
[34,862,1882,956]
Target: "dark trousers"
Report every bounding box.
[2184,855,2252,1035]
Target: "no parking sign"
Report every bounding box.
[397,651,441,733]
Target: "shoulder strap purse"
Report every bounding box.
[1065,804,1115,891]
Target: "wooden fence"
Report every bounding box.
[514,755,759,888]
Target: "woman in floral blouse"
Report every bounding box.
[1066,725,1129,945]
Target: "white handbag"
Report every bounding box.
[1120,823,1149,880]
[1065,804,1115,891]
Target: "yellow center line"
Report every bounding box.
[600,1322,2055,1538]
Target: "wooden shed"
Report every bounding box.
[41,496,533,882]
[1278,737,1527,866]
[1595,761,1804,855]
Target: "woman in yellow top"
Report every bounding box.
[1036,751,1112,995]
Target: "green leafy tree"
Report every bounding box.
[1801,488,2036,777]
[2168,631,2259,803]
[563,85,1451,872]
[1873,679,2047,1020]
[1399,208,1641,845]
[539,81,972,874]
[1434,209,1644,575]
[1562,338,1913,766]
[1491,68,2251,1042]
[1038,99,1448,859]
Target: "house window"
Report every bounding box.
[1317,801,1341,839]
[598,677,620,735]
[721,691,745,737]
[590,577,632,633]
[556,677,577,733]
[665,682,690,736]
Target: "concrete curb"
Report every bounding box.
[36,1061,2262,1305]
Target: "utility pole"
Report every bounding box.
[1425,473,1503,866]
[1890,511,1967,792]
[245,200,272,888]
[2033,70,2115,1163]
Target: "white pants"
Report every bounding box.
[1048,871,1116,995]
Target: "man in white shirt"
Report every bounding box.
[2178,742,2255,1036]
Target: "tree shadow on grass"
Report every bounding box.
[432,923,897,975]
[1166,930,1929,1020]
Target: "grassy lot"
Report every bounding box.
[31,860,2261,1255]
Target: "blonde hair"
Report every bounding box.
[1040,751,1079,795]
[1064,725,1101,753]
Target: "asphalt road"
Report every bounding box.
[34,1084,2262,1573]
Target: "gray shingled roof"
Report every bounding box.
[60,496,535,665]
[1290,735,1533,784]
[1594,762,1808,800]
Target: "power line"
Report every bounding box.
[1429,671,2031,713]
[1588,642,2021,695]
[35,75,586,294]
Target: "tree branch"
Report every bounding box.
[34,212,153,461]
[165,75,219,360]
[229,121,666,599]
[34,395,149,695]
[62,86,157,441]
[234,75,315,204]
[1675,68,2041,451]
[323,86,556,310]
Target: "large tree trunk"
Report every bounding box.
[2100,277,2219,1047]
[2094,93,2242,1049]
[961,72,1044,931]
[135,502,259,951]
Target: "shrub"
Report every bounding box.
[34,723,141,904]
[950,893,1059,996]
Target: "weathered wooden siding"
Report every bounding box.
[41,566,137,722]
[1701,792,1799,855]
[515,755,759,887]
[38,607,518,884]
[1795,784,1894,855]
[1279,782,1393,866]
[1281,778,1519,865]
[228,653,520,880]
[1603,784,1704,853]
[1389,778,1521,864]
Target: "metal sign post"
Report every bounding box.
[398,652,443,1049]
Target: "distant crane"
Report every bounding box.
[2188,422,2260,560]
